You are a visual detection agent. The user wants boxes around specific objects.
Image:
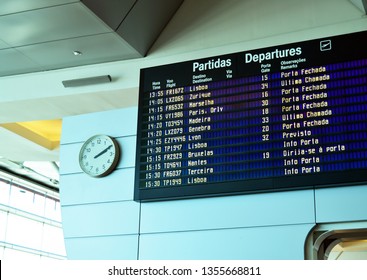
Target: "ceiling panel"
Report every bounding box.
[0,38,10,49]
[350,0,367,13]
[0,0,77,15]
[0,48,41,76]
[18,33,141,69]
[81,0,136,30]
[116,0,184,55]
[0,3,111,47]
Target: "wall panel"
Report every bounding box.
[62,201,140,238]
[139,224,315,260]
[141,190,315,233]
[60,168,135,205]
[61,107,137,144]
[315,185,367,223]
[64,235,139,260]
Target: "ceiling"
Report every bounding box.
[0,0,183,77]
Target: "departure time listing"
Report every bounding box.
[139,58,367,188]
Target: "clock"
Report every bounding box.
[79,134,121,177]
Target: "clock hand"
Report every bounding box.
[94,145,113,159]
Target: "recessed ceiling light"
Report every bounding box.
[73,50,82,56]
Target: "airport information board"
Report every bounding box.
[135,31,367,201]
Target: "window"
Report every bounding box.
[306,222,367,260]
[0,171,66,260]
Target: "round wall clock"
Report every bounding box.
[79,134,121,177]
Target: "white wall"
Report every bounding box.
[59,0,367,259]
[60,108,139,259]
[60,107,367,259]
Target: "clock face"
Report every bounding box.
[79,135,120,177]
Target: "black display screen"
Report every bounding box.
[134,31,367,201]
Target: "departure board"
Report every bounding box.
[134,31,367,201]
